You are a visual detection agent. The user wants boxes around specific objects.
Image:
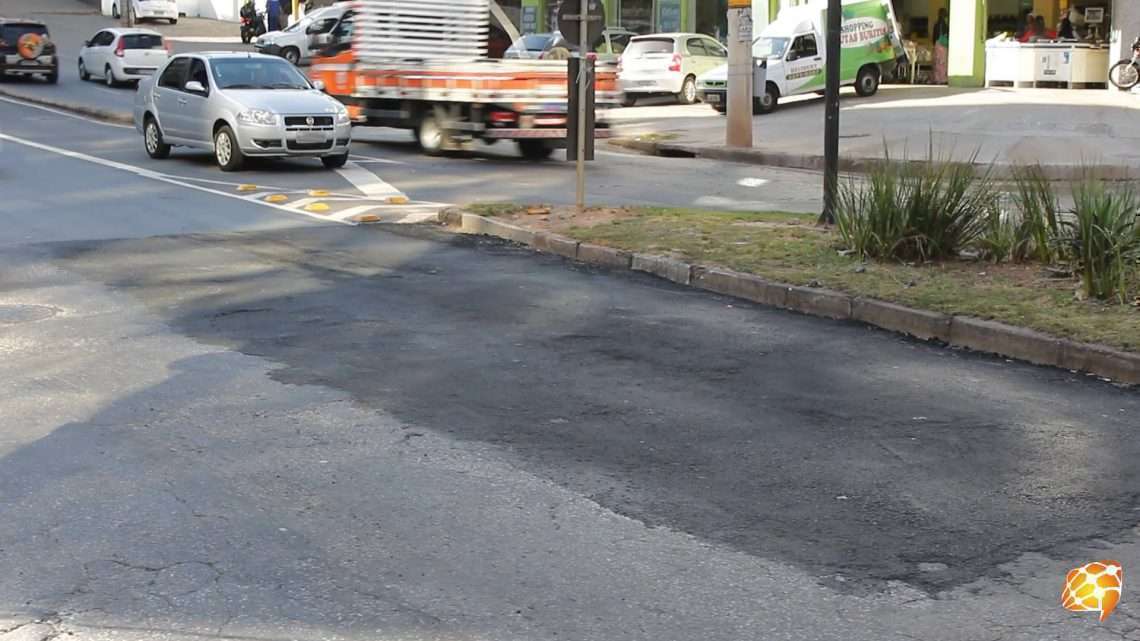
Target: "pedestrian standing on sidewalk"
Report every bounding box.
[932,8,949,44]
[931,8,949,84]
[266,0,282,32]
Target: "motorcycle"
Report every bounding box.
[1109,37,1140,90]
[240,11,266,45]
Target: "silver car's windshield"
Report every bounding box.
[209,58,311,90]
[752,37,789,58]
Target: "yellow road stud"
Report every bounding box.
[304,202,330,213]
[264,194,289,203]
[237,184,258,192]
[386,195,409,205]
[352,214,382,224]
[308,189,330,197]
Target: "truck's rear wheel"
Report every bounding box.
[416,112,444,156]
[518,140,554,161]
[855,65,881,97]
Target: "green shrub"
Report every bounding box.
[836,144,997,262]
[977,201,1020,264]
[1060,180,1140,302]
[1008,164,1064,263]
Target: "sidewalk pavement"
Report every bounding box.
[607,85,1140,178]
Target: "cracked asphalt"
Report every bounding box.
[3,35,1140,641]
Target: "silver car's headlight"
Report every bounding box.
[334,108,351,125]
[237,109,279,126]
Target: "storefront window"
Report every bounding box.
[619,0,656,35]
[695,0,728,41]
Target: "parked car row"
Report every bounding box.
[500,30,727,107]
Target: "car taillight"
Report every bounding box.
[668,53,681,72]
[164,39,172,53]
[115,39,125,57]
[489,111,517,124]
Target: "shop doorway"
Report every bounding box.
[695,0,729,41]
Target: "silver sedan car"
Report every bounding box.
[134,52,352,171]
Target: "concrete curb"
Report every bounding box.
[0,88,134,126]
[439,210,1140,385]
[609,138,1132,181]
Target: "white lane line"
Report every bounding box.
[335,161,404,198]
[0,95,134,129]
[396,212,441,224]
[327,205,377,222]
[349,153,405,165]
[0,132,353,226]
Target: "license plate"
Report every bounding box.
[637,80,655,86]
[519,115,535,128]
[705,93,720,103]
[297,132,326,144]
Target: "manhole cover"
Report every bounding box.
[0,304,60,324]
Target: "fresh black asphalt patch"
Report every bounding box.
[45,225,1140,595]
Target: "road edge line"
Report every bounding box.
[437,209,1140,386]
[0,131,355,227]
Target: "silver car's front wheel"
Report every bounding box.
[213,126,245,172]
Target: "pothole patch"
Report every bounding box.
[0,304,61,325]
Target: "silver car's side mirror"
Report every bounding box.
[184,80,206,94]
[313,33,333,47]
[311,79,326,92]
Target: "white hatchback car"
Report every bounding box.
[618,33,728,106]
[79,28,170,87]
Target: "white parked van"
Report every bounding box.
[697,0,904,114]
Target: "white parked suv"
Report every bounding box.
[78,28,170,87]
[618,33,728,106]
[102,0,179,24]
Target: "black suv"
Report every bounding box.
[0,18,59,83]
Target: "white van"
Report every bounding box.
[102,0,180,24]
[697,0,904,114]
[254,5,349,65]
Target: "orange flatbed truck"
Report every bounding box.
[308,0,618,160]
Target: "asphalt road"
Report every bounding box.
[4,83,1140,641]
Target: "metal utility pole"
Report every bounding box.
[575,0,588,211]
[120,0,134,27]
[725,0,753,148]
[820,0,841,224]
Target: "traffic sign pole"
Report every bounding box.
[821,0,841,224]
[726,0,753,148]
[576,0,588,211]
